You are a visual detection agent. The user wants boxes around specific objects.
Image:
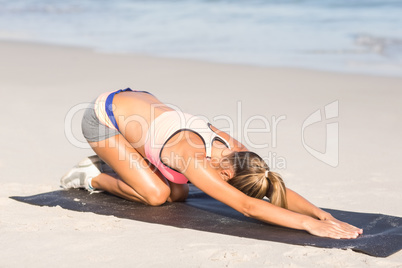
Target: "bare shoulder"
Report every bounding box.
[160,130,208,172]
[208,124,248,152]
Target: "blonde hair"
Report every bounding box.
[226,151,288,208]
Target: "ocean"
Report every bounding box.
[1,0,401,76]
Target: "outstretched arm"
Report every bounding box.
[286,188,363,236]
[180,152,361,239]
[286,188,328,219]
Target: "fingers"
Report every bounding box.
[342,222,363,234]
[307,218,363,239]
[339,222,362,234]
[311,221,361,239]
[314,228,353,239]
[334,221,359,233]
[331,225,360,239]
[343,224,363,234]
[325,219,363,235]
[325,227,359,239]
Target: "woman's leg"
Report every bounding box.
[89,133,172,206]
[167,181,189,202]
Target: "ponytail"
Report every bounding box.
[226,151,288,209]
[266,171,288,209]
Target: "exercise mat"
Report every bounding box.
[10,185,402,257]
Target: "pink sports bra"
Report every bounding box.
[144,110,231,184]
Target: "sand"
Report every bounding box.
[0,40,401,267]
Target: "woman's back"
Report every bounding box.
[113,91,175,156]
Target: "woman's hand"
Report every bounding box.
[304,213,363,239]
[321,212,363,234]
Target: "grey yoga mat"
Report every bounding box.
[10,185,402,257]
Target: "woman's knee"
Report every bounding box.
[144,185,171,206]
[168,183,189,202]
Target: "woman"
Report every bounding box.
[62,88,362,239]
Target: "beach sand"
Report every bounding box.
[0,40,401,267]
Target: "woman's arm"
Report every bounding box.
[286,188,363,235]
[286,188,328,219]
[180,150,361,239]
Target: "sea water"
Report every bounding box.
[0,0,401,76]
